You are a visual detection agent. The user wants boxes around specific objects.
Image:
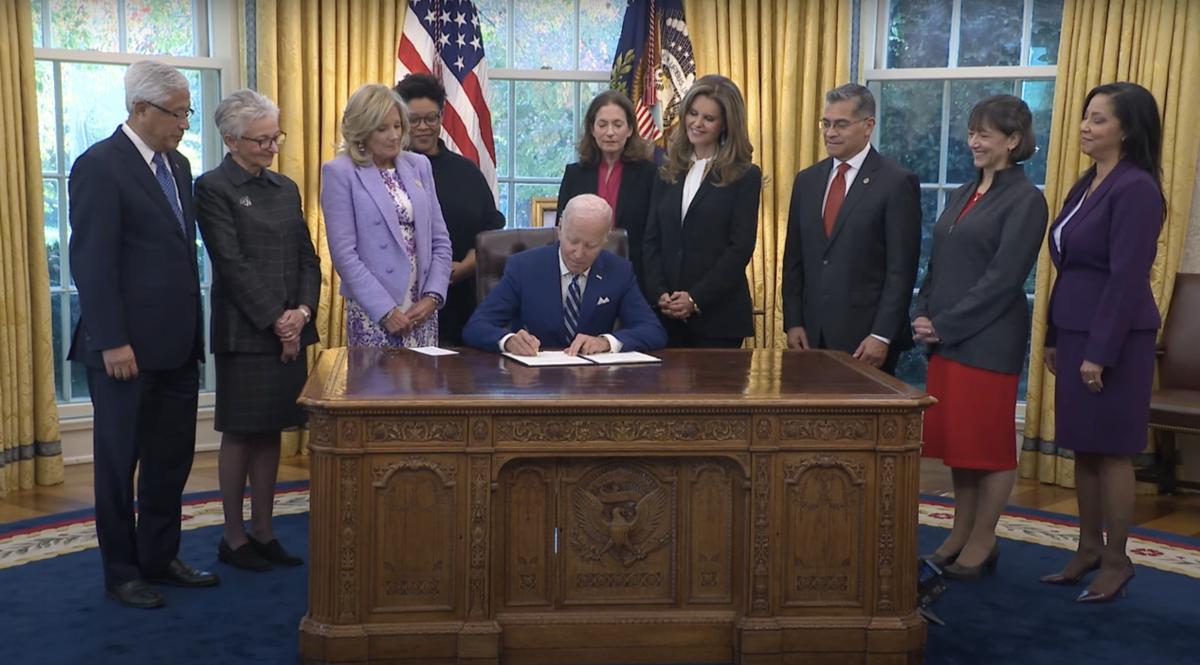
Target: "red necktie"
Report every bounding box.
[823,162,852,237]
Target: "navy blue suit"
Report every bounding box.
[68,127,204,589]
[463,244,667,352]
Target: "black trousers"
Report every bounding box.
[87,361,200,588]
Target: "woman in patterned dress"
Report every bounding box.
[321,83,452,348]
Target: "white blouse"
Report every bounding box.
[680,157,710,221]
[1053,193,1087,252]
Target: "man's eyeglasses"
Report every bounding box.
[145,100,195,121]
[408,112,442,127]
[239,132,287,150]
[818,117,870,132]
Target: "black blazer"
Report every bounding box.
[914,165,1048,374]
[67,127,203,370]
[195,154,321,354]
[557,158,656,287]
[642,163,762,339]
[781,147,922,355]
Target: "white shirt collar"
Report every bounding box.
[835,142,872,172]
[120,122,160,169]
[558,250,592,279]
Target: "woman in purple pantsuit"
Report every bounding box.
[1039,82,1165,603]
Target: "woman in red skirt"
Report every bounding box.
[913,95,1048,579]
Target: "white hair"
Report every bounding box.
[124,60,189,113]
[561,194,613,229]
[214,89,280,139]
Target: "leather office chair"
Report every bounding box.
[1142,273,1200,493]
[474,227,628,303]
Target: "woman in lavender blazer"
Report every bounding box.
[321,83,452,347]
[1039,82,1165,603]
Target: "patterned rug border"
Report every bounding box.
[4,486,1199,579]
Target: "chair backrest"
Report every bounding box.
[474,227,629,303]
[1161,273,1200,390]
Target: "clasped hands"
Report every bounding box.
[274,307,309,363]
[657,291,698,320]
[381,296,439,337]
[503,330,611,357]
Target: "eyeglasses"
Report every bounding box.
[239,132,287,149]
[145,100,195,121]
[818,117,870,132]
[408,112,442,127]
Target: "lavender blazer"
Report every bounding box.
[320,151,452,323]
[1046,159,1163,366]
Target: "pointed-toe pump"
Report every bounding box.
[1076,565,1135,604]
[1039,557,1101,586]
[942,543,1000,580]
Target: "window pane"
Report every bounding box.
[50,0,119,51]
[579,0,623,72]
[886,0,951,68]
[513,0,573,70]
[1019,80,1055,186]
[44,178,61,286]
[513,80,575,178]
[498,182,511,226]
[1030,0,1064,65]
[513,182,560,228]
[176,69,208,169]
[877,80,943,183]
[958,0,1021,66]
[36,60,58,174]
[946,79,1016,184]
[51,292,63,401]
[32,0,44,47]
[1018,297,1034,399]
[60,63,128,170]
[126,0,195,56]
[490,80,511,177]
[915,187,940,287]
[477,0,509,69]
[579,80,610,121]
[69,292,89,401]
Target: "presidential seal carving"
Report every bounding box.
[570,464,673,567]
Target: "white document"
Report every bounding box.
[580,351,662,365]
[502,351,593,366]
[410,346,459,356]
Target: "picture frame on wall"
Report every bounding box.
[531,197,558,228]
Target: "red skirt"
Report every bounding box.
[921,355,1019,470]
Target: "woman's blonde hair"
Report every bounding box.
[660,74,754,186]
[337,83,409,166]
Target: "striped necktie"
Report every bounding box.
[564,273,582,340]
[152,152,186,236]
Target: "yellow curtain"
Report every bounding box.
[684,0,850,349]
[250,0,404,455]
[1020,0,1200,488]
[0,0,63,495]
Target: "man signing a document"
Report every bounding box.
[463,194,667,356]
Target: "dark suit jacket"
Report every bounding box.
[642,164,762,339]
[67,127,203,370]
[914,165,1048,374]
[781,147,921,355]
[557,159,656,288]
[195,154,320,354]
[1046,160,1163,366]
[462,244,667,352]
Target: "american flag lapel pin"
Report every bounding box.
[862,177,871,184]
[238,196,252,207]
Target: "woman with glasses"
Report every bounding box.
[321,83,453,348]
[196,89,319,571]
[393,74,505,346]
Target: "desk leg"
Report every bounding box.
[460,454,500,664]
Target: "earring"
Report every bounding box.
[356,141,366,153]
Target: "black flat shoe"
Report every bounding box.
[106,580,165,609]
[219,538,272,572]
[145,558,221,587]
[249,536,304,567]
[942,543,1000,580]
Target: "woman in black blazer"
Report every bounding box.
[642,74,762,347]
[557,90,656,292]
[912,95,1048,579]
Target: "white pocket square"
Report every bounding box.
[597,296,611,306]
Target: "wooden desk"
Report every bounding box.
[298,348,932,665]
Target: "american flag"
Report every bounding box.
[610,0,696,145]
[396,0,497,193]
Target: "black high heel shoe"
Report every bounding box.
[942,543,999,580]
[921,549,961,568]
[1076,565,1134,603]
[1039,557,1101,586]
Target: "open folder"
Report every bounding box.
[501,351,662,367]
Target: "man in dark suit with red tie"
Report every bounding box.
[68,60,218,608]
[781,84,922,373]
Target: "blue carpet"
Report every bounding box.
[3,509,1199,664]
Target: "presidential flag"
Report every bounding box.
[609,0,696,145]
[397,0,497,193]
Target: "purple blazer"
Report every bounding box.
[320,151,452,323]
[1046,159,1163,366]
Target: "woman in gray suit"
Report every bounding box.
[912,95,1048,579]
[196,90,320,571]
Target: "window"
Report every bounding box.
[477,0,624,226]
[862,0,1063,396]
[34,0,231,402]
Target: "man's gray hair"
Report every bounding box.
[825,83,876,118]
[214,89,280,139]
[124,60,189,113]
[561,194,613,228]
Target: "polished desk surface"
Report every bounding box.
[301,347,931,409]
